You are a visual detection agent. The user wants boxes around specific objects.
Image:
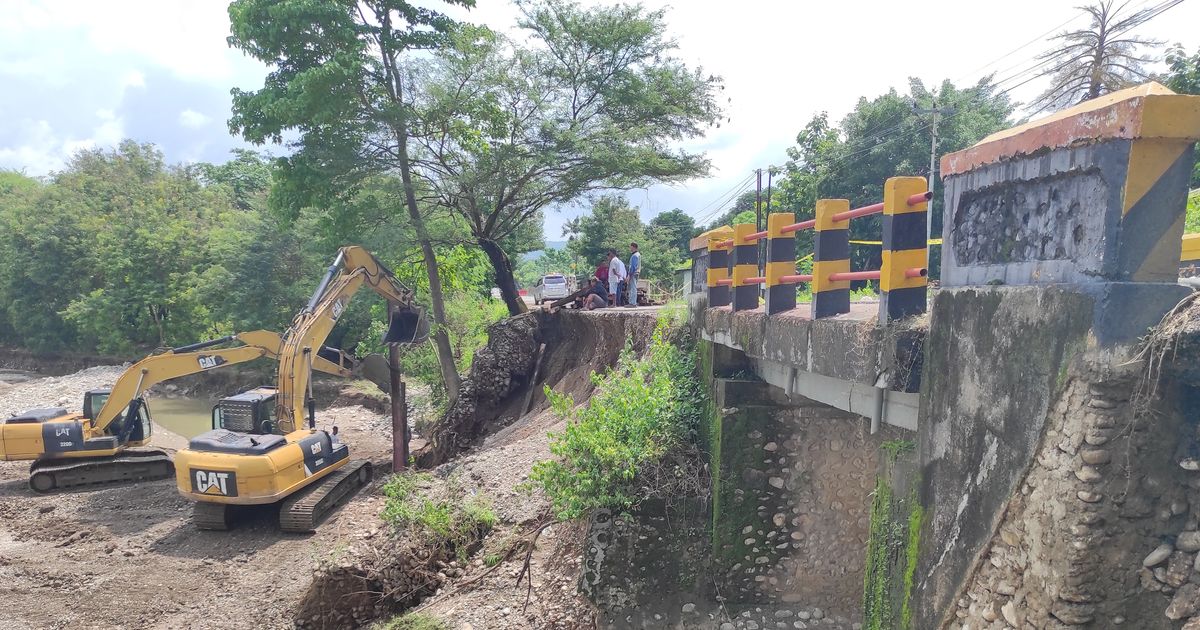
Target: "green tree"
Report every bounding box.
[649,209,695,255]
[563,195,680,285]
[198,149,273,211]
[1031,0,1162,112]
[226,0,473,405]
[1163,44,1200,190]
[413,2,724,315]
[0,142,243,353]
[776,78,1013,274]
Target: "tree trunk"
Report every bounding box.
[479,238,527,316]
[394,135,461,407]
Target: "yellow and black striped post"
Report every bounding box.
[811,199,850,319]
[707,233,732,308]
[731,223,760,312]
[764,212,797,315]
[880,177,929,323]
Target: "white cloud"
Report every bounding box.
[120,70,146,90]
[179,109,210,129]
[0,111,125,174]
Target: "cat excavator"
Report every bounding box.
[175,246,428,532]
[0,330,353,492]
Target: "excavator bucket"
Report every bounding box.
[383,305,429,345]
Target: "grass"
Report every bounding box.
[382,472,496,559]
[374,613,451,630]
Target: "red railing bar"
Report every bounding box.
[828,270,882,282]
[743,230,769,242]
[716,278,733,286]
[904,267,928,278]
[779,274,814,284]
[714,191,934,247]
[780,219,816,234]
[744,277,765,284]
[832,202,884,223]
[830,192,933,223]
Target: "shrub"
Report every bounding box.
[382,472,496,557]
[530,319,704,520]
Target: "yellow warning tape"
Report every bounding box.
[847,239,943,246]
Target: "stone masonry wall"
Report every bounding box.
[712,379,906,621]
[945,354,1200,629]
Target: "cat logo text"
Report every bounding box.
[191,469,238,497]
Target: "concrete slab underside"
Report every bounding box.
[696,297,924,431]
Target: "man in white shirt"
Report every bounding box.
[606,249,626,305]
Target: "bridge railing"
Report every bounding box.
[705,175,930,325]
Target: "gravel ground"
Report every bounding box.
[0,365,399,630]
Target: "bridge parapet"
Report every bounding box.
[941,81,1200,288]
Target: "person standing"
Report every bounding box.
[606,249,626,306]
[626,242,640,308]
[595,257,609,290]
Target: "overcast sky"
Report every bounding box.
[2,0,1198,240]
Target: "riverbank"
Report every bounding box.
[0,364,401,629]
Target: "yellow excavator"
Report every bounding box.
[175,246,427,532]
[0,330,352,492]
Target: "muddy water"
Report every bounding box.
[0,368,38,386]
[146,396,216,439]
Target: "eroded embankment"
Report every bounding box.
[417,309,658,467]
[301,308,660,629]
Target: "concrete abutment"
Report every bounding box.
[583,82,1200,628]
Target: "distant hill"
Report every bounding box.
[522,240,569,261]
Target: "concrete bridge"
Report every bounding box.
[587,83,1200,629]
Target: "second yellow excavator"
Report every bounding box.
[175,246,428,532]
[0,330,352,492]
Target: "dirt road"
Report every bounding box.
[0,368,396,630]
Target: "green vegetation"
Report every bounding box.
[562,195,688,286]
[863,440,922,630]
[530,317,705,520]
[705,79,1014,282]
[373,612,451,630]
[1186,189,1200,234]
[382,472,496,558]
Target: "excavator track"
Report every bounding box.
[279,460,372,533]
[192,501,233,531]
[28,449,174,493]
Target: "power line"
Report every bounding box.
[813,0,1184,178]
[694,175,757,225]
[690,172,755,221]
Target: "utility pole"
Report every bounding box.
[755,169,764,278]
[755,169,763,230]
[913,95,955,252]
[388,305,409,471]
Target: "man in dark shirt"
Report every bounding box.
[583,276,608,310]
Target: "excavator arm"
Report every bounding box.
[90,330,353,436]
[275,246,427,432]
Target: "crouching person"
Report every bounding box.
[583,276,608,311]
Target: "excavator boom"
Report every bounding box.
[90,330,352,436]
[275,246,426,432]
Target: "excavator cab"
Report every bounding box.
[82,388,152,443]
[82,389,110,423]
